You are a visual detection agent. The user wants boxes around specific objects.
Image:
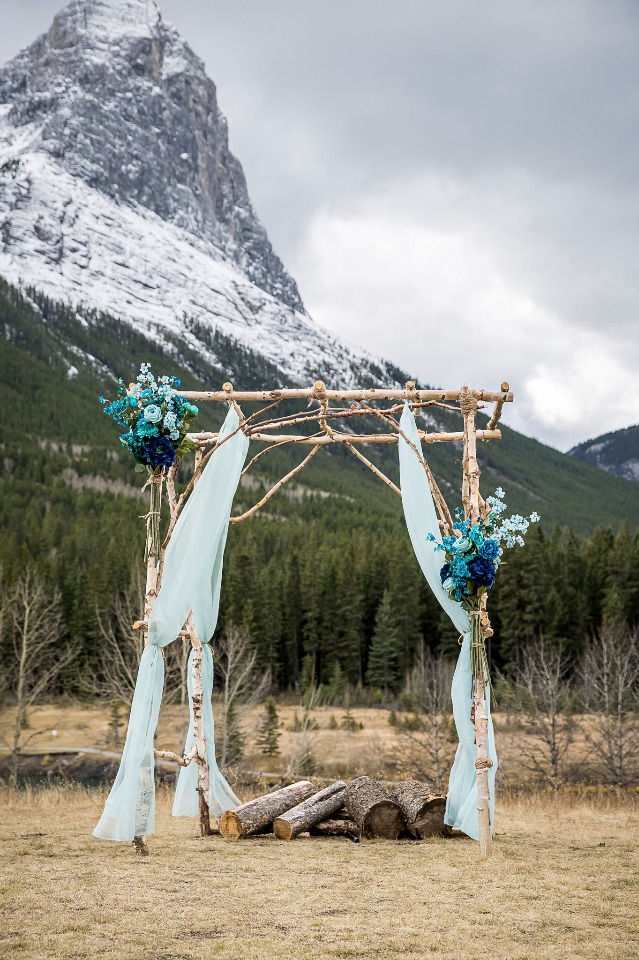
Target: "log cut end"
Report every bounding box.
[365,800,406,840]
[389,780,447,838]
[273,819,294,840]
[412,798,447,838]
[218,810,242,840]
[346,776,406,840]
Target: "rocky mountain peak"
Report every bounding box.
[0,0,303,311]
[51,0,163,44]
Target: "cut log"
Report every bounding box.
[274,781,346,840]
[310,818,360,839]
[345,777,405,839]
[219,780,315,840]
[389,780,447,838]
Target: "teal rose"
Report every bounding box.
[480,539,499,561]
[144,404,162,423]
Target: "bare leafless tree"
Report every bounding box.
[2,569,76,783]
[93,566,189,710]
[285,685,322,778]
[213,624,270,767]
[94,570,146,706]
[579,622,639,787]
[0,567,9,698]
[515,636,576,789]
[393,644,455,792]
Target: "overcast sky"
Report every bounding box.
[2,0,638,449]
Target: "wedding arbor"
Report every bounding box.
[95,378,513,858]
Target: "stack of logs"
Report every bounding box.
[219,777,447,842]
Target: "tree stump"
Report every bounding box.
[219,780,315,840]
[309,818,360,838]
[274,781,346,840]
[345,776,405,839]
[389,780,447,838]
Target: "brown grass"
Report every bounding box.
[0,785,638,960]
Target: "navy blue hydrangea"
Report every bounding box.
[146,436,177,468]
[467,555,496,588]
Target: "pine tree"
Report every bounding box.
[218,703,245,766]
[256,697,281,756]
[341,706,361,732]
[299,653,315,695]
[366,590,401,691]
[327,660,346,705]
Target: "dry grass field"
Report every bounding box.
[1,785,638,960]
[2,703,638,958]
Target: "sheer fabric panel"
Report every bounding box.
[397,403,497,841]
[172,645,240,818]
[94,407,248,841]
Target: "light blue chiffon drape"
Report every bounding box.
[148,408,249,647]
[172,645,239,817]
[94,407,248,841]
[93,645,165,841]
[398,403,497,840]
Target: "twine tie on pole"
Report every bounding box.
[459,391,478,417]
[475,758,494,770]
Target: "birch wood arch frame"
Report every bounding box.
[133,378,511,854]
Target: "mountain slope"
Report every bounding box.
[0,0,638,540]
[0,0,398,387]
[2,278,639,537]
[569,425,639,483]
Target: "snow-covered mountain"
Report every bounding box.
[569,424,639,483]
[0,0,397,386]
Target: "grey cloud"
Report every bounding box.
[1,0,638,447]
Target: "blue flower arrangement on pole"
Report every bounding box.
[100,363,200,563]
[428,487,540,607]
[428,487,539,692]
[100,363,199,473]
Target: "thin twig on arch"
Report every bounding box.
[230,444,323,524]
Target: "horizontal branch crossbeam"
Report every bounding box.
[188,429,502,445]
[180,387,514,403]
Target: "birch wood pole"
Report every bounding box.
[187,615,213,837]
[486,381,510,431]
[344,443,401,496]
[460,385,493,858]
[142,474,163,647]
[229,445,322,524]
